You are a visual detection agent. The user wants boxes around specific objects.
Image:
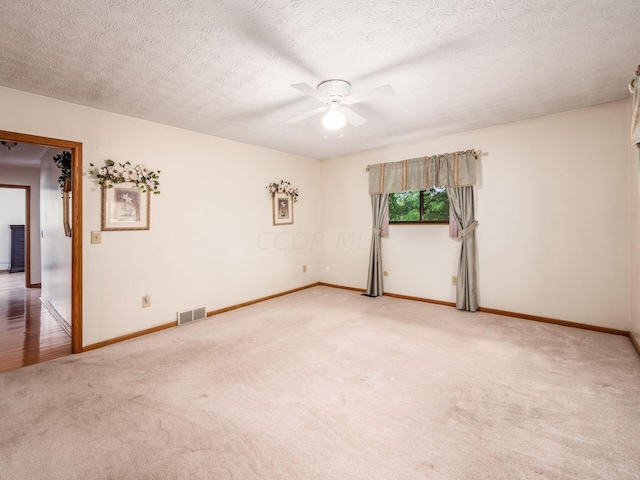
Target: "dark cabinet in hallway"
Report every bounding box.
[9,224,25,273]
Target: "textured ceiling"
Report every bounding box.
[0,0,639,160]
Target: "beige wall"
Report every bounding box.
[0,86,321,347]
[320,100,631,330]
[0,163,41,284]
[40,148,72,323]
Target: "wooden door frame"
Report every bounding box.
[0,130,83,354]
[0,185,32,287]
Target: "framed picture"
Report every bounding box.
[102,183,150,231]
[272,192,293,226]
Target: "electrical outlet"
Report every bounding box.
[142,294,151,308]
[452,276,457,286]
[324,266,330,273]
[91,231,101,244]
[302,264,307,273]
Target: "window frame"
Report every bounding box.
[388,188,449,225]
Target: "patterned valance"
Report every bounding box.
[368,149,477,195]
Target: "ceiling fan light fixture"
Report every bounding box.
[288,79,392,130]
[1,141,18,151]
[322,103,346,130]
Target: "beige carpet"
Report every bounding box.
[0,286,639,479]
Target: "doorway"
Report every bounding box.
[0,186,28,279]
[0,130,83,355]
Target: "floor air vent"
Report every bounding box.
[177,305,207,325]
[193,306,206,321]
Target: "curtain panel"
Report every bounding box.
[447,187,478,312]
[368,150,476,194]
[632,66,640,147]
[366,194,389,297]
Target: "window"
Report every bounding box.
[389,187,449,223]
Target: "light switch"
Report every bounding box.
[91,231,101,244]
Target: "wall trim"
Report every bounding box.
[476,306,629,336]
[317,282,365,293]
[82,321,178,352]
[207,283,320,317]
[40,296,71,337]
[78,282,640,359]
[630,332,640,358]
[385,291,456,308]
[317,282,457,308]
[81,283,321,352]
[318,282,633,339]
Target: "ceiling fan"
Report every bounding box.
[286,80,394,130]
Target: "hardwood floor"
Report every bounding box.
[0,271,72,374]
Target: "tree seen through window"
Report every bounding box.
[389,187,449,223]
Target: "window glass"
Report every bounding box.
[389,188,449,223]
[423,187,449,222]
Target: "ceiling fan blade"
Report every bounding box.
[342,107,367,127]
[285,106,327,124]
[290,83,327,103]
[343,84,395,105]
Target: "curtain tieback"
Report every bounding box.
[460,221,478,237]
[373,228,382,235]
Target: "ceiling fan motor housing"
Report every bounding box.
[317,79,351,103]
[286,78,387,127]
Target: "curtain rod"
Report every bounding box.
[364,148,480,172]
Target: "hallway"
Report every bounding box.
[0,272,71,374]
